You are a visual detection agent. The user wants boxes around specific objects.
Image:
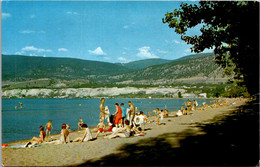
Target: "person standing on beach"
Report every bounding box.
[114,103,122,128]
[104,106,111,124]
[128,101,135,126]
[187,99,192,112]
[78,117,84,130]
[120,103,127,127]
[45,120,53,138]
[100,98,106,123]
[154,108,161,125]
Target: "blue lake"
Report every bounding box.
[2,98,213,143]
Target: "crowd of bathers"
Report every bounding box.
[24,97,239,147]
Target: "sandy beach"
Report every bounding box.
[1,98,253,166]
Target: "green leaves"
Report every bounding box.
[162,1,259,95]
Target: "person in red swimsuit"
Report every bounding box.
[113,103,122,128]
[45,120,53,140]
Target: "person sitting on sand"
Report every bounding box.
[163,109,169,117]
[46,123,70,144]
[138,111,147,132]
[45,120,53,138]
[113,103,122,128]
[104,120,132,139]
[60,123,70,144]
[73,124,93,142]
[183,108,188,115]
[31,126,46,143]
[176,110,183,117]
[94,120,106,138]
[78,117,83,130]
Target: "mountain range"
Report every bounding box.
[2,53,228,89]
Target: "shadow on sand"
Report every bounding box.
[78,101,259,166]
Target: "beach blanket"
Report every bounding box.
[7,143,47,148]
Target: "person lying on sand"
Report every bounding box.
[73,124,93,142]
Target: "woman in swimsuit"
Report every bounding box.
[46,123,70,144]
[113,103,122,128]
[31,126,46,143]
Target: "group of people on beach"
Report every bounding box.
[26,98,149,147]
[25,97,239,147]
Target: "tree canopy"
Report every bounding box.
[163,1,259,95]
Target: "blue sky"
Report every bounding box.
[2,1,213,63]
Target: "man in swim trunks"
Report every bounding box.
[100,98,106,124]
[128,101,135,126]
[45,120,53,139]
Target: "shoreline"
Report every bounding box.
[2,98,247,166]
[3,96,216,145]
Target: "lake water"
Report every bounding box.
[2,98,213,143]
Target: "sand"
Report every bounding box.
[1,98,247,166]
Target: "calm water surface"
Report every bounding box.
[2,98,213,143]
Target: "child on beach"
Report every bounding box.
[94,120,106,138]
[31,126,46,143]
[78,117,83,130]
[45,120,53,137]
[73,124,93,142]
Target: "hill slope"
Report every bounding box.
[2,55,131,81]
[117,58,172,70]
[101,53,227,85]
